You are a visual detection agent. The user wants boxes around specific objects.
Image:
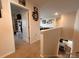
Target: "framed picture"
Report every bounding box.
[32,7,39,21]
[18,0,26,6]
[17,14,22,20]
[34,7,38,11]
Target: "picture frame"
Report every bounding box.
[32,7,39,21]
[18,0,26,6]
[17,14,22,20]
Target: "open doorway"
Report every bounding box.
[10,3,29,48]
[58,39,73,58]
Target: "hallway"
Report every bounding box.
[6,40,40,58]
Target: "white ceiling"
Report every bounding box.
[30,0,79,19]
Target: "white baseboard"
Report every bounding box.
[0,50,15,58]
[30,39,40,44]
[40,54,44,58]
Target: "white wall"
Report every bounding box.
[57,12,76,40]
[0,0,15,57]
[40,28,61,57]
[11,0,18,3]
[73,9,79,53]
[27,1,40,44]
[0,0,30,57]
[56,10,79,56]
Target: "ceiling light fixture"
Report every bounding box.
[54,12,59,16]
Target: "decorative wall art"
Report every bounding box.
[17,14,22,20]
[18,0,26,6]
[32,7,39,21]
